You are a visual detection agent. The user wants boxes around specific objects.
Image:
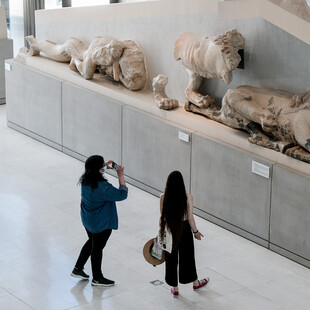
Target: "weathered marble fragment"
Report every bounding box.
[117,40,148,91]
[268,0,310,22]
[185,85,310,163]
[174,29,245,108]
[21,35,147,91]
[152,75,179,110]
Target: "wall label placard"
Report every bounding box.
[252,160,270,179]
[5,63,11,71]
[178,131,190,143]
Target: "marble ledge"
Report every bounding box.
[218,0,310,46]
[7,56,310,176]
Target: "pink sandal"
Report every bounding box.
[193,277,210,290]
[170,288,179,297]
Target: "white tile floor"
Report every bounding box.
[1,104,310,310]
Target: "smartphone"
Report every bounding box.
[112,161,118,170]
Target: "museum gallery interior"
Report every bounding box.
[1,0,310,309]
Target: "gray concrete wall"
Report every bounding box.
[36,12,310,106]
[5,60,62,144]
[270,165,310,263]
[122,106,193,193]
[62,82,123,163]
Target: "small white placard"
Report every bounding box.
[178,131,190,143]
[252,160,270,179]
[5,63,11,71]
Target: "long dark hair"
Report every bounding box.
[160,171,187,249]
[78,155,107,189]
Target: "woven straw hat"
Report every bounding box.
[143,238,165,266]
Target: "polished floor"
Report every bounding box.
[1,105,310,310]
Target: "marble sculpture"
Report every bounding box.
[23,36,148,91]
[185,86,310,163]
[268,0,310,22]
[174,29,245,108]
[152,75,179,110]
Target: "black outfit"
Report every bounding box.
[75,228,112,280]
[165,221,198,287]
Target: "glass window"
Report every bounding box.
[8,0,24,56]
[45,0,62,10]
[72,0,109,7]
[0,0,10,37]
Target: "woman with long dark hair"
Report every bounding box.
[160,171,209,296]
[71,155,128,286]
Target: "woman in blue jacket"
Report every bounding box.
[71,155,128,286]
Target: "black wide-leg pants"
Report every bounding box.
[75,227,112,280]
[165,221,198,287]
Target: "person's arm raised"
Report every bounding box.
[116,165,126,186]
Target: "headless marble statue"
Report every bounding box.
[174,29,245,108]
[23,36,148,91]
[185,85,310,163]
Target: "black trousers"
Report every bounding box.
[75,228,112,280]
[165,221,198,287]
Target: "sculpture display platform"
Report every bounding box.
[174,29,245,108]
[11,54,310,173]
[186,85,310,163]
[20,35,148,91]
[268,0,310,22]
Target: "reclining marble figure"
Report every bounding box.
[185,85,310,163]
[174,29,245,108]
[152,75,179,110]
[24,36,148,91]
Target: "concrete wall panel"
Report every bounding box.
[62,82,123,163]
[270,165,310,261]
[5,60,62,144]
[191,133,273,241]
[122,106,192,193]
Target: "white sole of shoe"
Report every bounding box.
[71,273,89,280]
[91,282,115,287]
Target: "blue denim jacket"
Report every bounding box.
[80,181,128,233]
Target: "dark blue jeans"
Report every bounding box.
[75,228,112,280]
